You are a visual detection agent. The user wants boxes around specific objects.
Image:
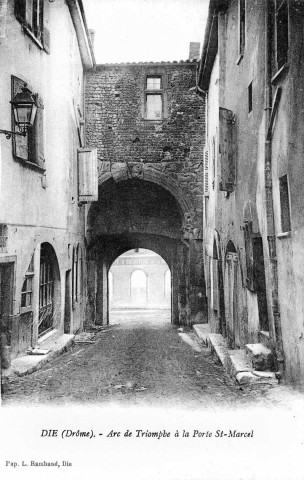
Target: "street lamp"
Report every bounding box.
[0,85,38,139]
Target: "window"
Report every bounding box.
[0,224,8,253]
[248,82,252,113]
[39,251,54,336]
[14,0,50,52]
[145,76,163,120]
[131,270,147,305]
[11,76,45,170]
[21,276,33,309]
[21,255,34,310]
[279,174,291,232]
[275,0,289,70]
[239,0,246,56]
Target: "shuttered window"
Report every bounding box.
[11,76,45,169]
[219,107,236,192]
[14,0,50,53]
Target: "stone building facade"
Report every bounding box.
[0,0,95,366]
[199,0,304,385]
[85,58,207,327]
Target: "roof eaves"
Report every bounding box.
[66,0,96,69]
[197,0,228,92]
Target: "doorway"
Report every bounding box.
[0,262,14,366]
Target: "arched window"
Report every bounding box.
[130,270,147,305]
[164,269,171,297]
[39,243,57,337]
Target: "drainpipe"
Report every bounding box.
[264,2,284,378]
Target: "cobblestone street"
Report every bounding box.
[2,311,301,409]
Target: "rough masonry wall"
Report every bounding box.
[85,62,205,232]
[85,62,207,326]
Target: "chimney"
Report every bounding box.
[89,29,95,51]
[189,42,200,61]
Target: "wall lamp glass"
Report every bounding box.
[0,86,38,140]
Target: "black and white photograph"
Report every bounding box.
[0,1,304,479]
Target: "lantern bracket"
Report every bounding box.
[0,129,26,140]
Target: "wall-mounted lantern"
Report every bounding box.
[0,86,38,139]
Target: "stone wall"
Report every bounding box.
[85,61,207,326]
[86,61,205,231]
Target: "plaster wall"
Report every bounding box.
[0,0,88,358]
[270,6,304,384]
[204,0,273,348]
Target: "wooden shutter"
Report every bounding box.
[219,107,235,192]
[42,26,51,54]
[14,0,26,21]
[203,147,209,196]
[243,221,254,291]
[78,148,98,203]
[28,94,45,166]
[11,76,28,161]
[25,0,33,27]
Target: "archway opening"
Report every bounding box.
[108,248,171,325]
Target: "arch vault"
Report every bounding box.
[85,168,207,327]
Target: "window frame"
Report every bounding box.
[144,75,164,121]
[21,274,34,311]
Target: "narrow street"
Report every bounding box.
[2,311,296,409]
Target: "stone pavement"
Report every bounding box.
[2,310,303,409]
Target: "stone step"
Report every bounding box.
[245,343,274,371]
[193,323,211,346]
[192,324,278,386]
[2,333,75,379]
[207,333,229,366]
[225,349,253,378]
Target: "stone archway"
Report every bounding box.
[86,174,207,328]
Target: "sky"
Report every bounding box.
[82,0,209,64]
